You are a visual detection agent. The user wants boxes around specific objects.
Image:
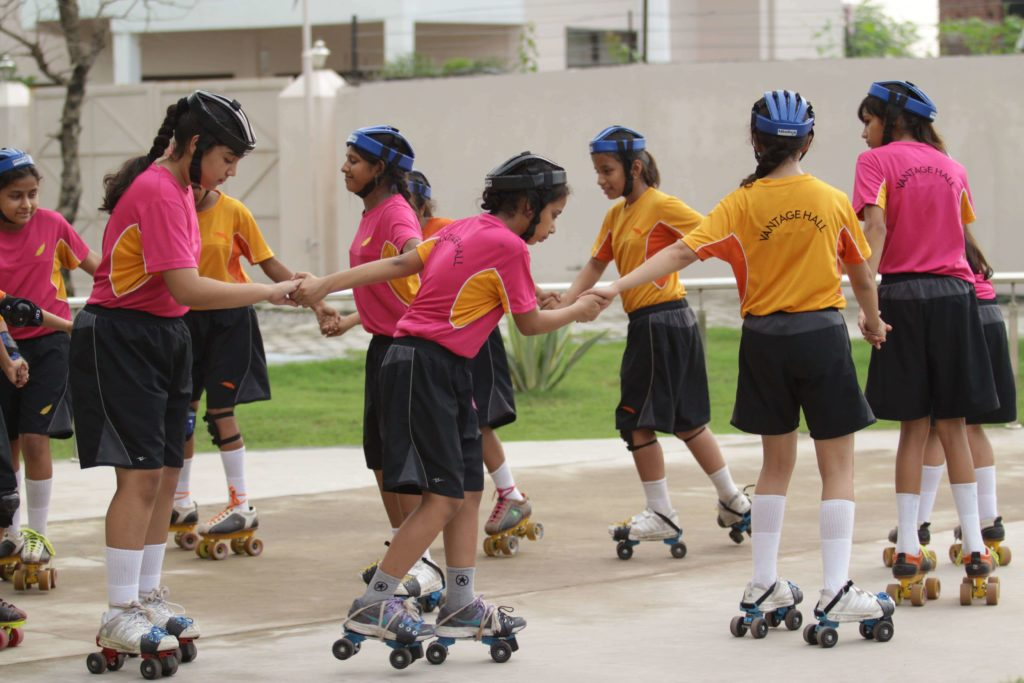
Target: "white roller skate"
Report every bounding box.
[13,528,55,592]
[608,508,686,560]
[805,580,895,648]
[332,597,431,670]
[169,500,200,551]
[195,489,263,560]
[139,586,200,662]
[0,529,23,582]
[427,596,526,665]
[731,579,804,639]
[86,602,179,677]
[397,557,446,613]
[717,489,752,544]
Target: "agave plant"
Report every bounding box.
[504,324,607,393]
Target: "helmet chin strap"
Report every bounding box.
[620,153,635,199]
[356,174,381,199]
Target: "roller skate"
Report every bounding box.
[0,529,22,582]
[804,581,895,648]
[168,501,199,552]
[959,549,999,606]
[85,602,180,679]
[139,587,199,664]
[949,517,1010,566]
[399,557,446,613]
[730,579,804,639]
[717,489,752,544]
[0,597,26,649]
[881,522,931,567]
[886,548,940,606]
[426,596,525,665]
[483,493,542,557]
[608,508,686,560]
[332,597,431,670]
[13,528,56,592]
[195,489,262,561]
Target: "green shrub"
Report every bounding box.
[504,324,607,393]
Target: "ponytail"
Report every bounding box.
[740,97,815,187]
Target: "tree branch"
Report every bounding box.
[0,17,67,85]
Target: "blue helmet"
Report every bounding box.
[753,90,814,138]
[0,148,34,175]
[407,170,431,200]
[867,81,936,121]
[589,125,646,155]
[347,125,415,172]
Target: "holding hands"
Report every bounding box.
[290,272,330,308]
[858,310,892,350]
[1,356,28,388]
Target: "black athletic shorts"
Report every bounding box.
[378,337,483,499]
[470,328,516,429]
[0,411,13,491]
[0,332,73,439]
[185,306,270,408]
[866,274,998,421]
[732,309,875,440]
[967,300,1017,425]
[363,335,393,470]
[616,300,710,439]
[70,305,192,470]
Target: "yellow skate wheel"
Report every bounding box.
[211,541,229,561]
[996,545,1011,567]
[505,536,519,556]
[483,537,497,557]
[196,541,210,560]
[909,582,925,607]
[885,583,902,605]
[244,537,264,557]
[0,563,14,581]
[526,522,544,542]
[882,547,894,568]
[925,577,940,600]
[12,569,25,592]
[985,580,999,605]
[949,543,962,566]
[173,532,184,548]
[37,569,51,592]
[959,579,972,606]
[48,567,57,589]
[179,532,199,552]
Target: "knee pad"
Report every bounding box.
[621,431,659,452]
[185,410,196,439]
[0,490,19,529]
[203,411,241,448]
[681,426,707,444]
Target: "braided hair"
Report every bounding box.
[740,97,815,188]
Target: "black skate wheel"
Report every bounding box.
[332,638,355,661]
[180,641,197,663]
[141,658,160,680]
[426,643,448,665]
[670,542,687,559]
[389,648,413,670]
[803,624,818,645]
[161,655,178,677]
[765,611,781,628]
[729,528,744,544]
[873,620,894,643]
[859,623,874,640]
[490,640,513,663]
[86,652,107,674]
[109,654,126,671]
[784,609,802,631]
[818,627,838,649]
[616,542,633,560]
[729,616,747,638]
[750,617,768,639]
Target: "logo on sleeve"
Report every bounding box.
[35,243,46,257]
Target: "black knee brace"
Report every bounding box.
[622,431,659,452]
[204,411,241,448]
[185,409,197,440]
[681,426,707,444]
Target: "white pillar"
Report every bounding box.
[0,81,32,148]
[647,0,672,63]
[384,16,415,63]
[112,32,142,84]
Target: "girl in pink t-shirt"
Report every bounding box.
[854,81,999,594]
[293,153,601,666]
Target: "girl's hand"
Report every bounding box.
[536,289,562,310]
[291,273,329,307]
[581,285,619,307]
[313,306,346,337]
[573,294,603,323]
[268,279,300,306]
[3,357,28,387]
[859,311,891,349]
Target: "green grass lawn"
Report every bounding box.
[49,327,1022,456]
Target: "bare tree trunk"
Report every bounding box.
[56,65,86,226]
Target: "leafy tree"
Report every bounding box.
[816,2,921,58]
[940,15,1024,55]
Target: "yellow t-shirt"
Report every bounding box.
[591,188,704,314]
[682,175,871,317]
[193,193,274,309]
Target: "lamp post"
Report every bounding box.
[311,39,330,70]
[0,54,17,82]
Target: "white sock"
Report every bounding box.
[489,462,524,501]
[975,466,998,522]
[220,446,247,505]
[751,495,786,587]
[950,482,985,555]
[9,469,23,535]
[25,477,52,536]
[106,547,144,609]
[138,543,166,596]
[895,493,920,555]
[708,466,741,502]
[820,499,855,594]
[175,458,194,507]
[641,478,673,516]
[917,465,945,525]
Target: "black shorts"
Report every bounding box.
[0,332,73,440]
[0,411,13,491]
[363,335,393,470]
[470,328,516,429]
[378,337,483,499]
[967,301,1017,425]
[616,300,710,438]
[70,305,192,470]
[732,309,875,440]
[866,275,998,421]
[185,307,270,408]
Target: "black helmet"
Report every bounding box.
[485,152,567,242]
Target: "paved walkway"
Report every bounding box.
[1,429,1022,682]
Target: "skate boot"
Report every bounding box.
[886,548,939,606]
[86,602,179,677]
[730,579,804,639]
[805,580,895,648]
[139,586,200,663]
[428,596,525,665]
[196,488,262,560]
[608,508,686,560]
[169,500,199,551]
[332,597,431,670]
[396,557,446,613]
[882,522,931,567]
[960,549,999,606]
[483,493,542,557]
[13,528,55,592]
[717,489,752,544]
[0,596,26,649]
[950,517,1010,566]
[0,529,23,582]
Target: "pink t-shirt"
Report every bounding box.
[396,214,537,358]
[348,194,422,336]
[973,271,996,301]
[853,141,975,282]
[88,164,200,317]
[0,208,90,340]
